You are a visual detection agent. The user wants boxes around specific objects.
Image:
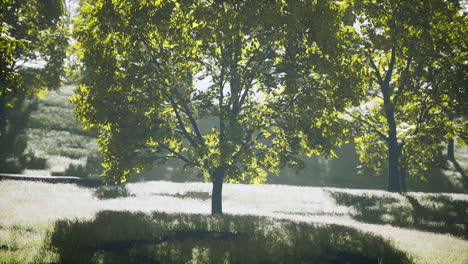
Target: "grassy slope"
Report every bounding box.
[25,85,99,176]
[0,180,466,264]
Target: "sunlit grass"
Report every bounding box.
[0,180,467,263]
[0,222,57,264]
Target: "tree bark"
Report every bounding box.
[387,139,401,192]
[373,47,401,192]
[0,96,5,137]
[211,166,226,215]
[447,113,455,161]
[383,89,401,192]
[0,96,6,165]
[447,138,455,161]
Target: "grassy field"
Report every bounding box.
[0,180,466,263]
[3,85,466,262]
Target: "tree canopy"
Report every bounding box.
[347,0,467,191]
[0,0,68,101]
[72,0,365,214]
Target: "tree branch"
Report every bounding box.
[232,130,264,161]
[394,55,412,106]
[179,103,204,144]
[135,31,164,73]
[157,142,198,166]
[412,94,431,137]
[347,110,389,141]
[369,56,383,85]
[171,87,205,145]
[237,46,274,113]
[168,95,200,149]
[384,46,396,85]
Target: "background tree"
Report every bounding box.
[429,15,468,186]
[72,0,364,214]
[348,0,467,192]
[0,0,68,172]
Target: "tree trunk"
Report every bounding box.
[381,77,401,192]
[211,179,223,215]
[0,96,6,138]
[447,147,468,189]
[0,96,6,165]
[446,113,467,188]
[388,140,401,192]
[447,138,455,161]
[384,96,401,192]
[374,47,401,192]
[211,166,226,215]
[447,113,455,161]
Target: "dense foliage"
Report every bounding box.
[0,0,67,101]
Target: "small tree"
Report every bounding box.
[73,0,364,214]
[347,0,467,192]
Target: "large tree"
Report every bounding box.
[72,0,364,214]
[0,0,68,171]
[348,0,467,192]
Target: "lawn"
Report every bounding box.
[0,180,466,263]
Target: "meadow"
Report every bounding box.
[3,1,467,263]
[1,84,464,263]
[0,180,466,263]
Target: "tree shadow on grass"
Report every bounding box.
[46,210,412,264]
[152,191,211,201]
[329,191,467,239]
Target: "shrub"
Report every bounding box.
[52,154,103,178]
[93,185,134,200]
[24,151,49,170]
[52,163,88,178]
